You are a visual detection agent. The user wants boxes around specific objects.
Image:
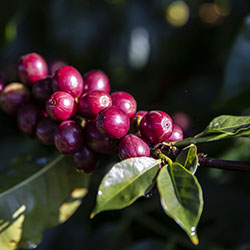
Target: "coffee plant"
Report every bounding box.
[1,47,250,250]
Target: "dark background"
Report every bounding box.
[1,0,250,249]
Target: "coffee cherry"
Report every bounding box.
[36,118,58,145]
[111,91,137,118]
[131,110,147,131]
[172,112,192,134]
[118,134,150,160]
[17,104,43,137]
[17,53,48,85]
[0,82,30,115]
[52,65,83,98]
[0,74,7,93]
[167,124,184,142]
[83,70,110,93]
[49,60,66,75]
[85,122,118,154]
[140,110,173,143]
[32,77,53,103]
[78,90,112,118]
[96,106,130,139]
[46,91,76,121]
[54,120,84,154]
[73,145,99,173]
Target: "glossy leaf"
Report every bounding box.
[157,163,203,245]
[176,144,198,174]
[202,115,250,135]
[91,157,160,218]
[0,137,89,250]
[174,115,250,147]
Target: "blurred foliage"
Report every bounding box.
[1,0,250,249]
[0,137,90,250]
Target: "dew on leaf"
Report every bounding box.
[27,241,37,249]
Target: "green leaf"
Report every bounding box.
[0,136,89,250]
[157,163,203,245]
[202,115,250,135]
[176,144,198,174]
[91,157,160,218]
[174,115,250,147]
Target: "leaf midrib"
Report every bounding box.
[169,164,184,206]
[97,160,159,210]
[184,148,193,168]
[161,164,203,229]
[0,154,64,199]
[208,116,250,133]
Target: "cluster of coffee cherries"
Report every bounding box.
[0,53,184,173]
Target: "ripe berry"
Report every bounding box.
[96,106,130,139]
[167,124,184,142]
[131,110,147,131]
[17,104,42,137]
[54,120,83,154]
[0,74,7,93]
[118,134,150,160]
[49,60,66,75]
[73,145,99,173]
[83,70,110,93]
[85,122,118,154]
[111,91,137,118]
[140,110,173,144]
[78,90,112,118]
[0,82,30,115]
[172,112,192,134]
[46,91,76,121]
[17,53,48,85]
[52,65,83,98]
[36,118,58,145]
[32,77,53,103]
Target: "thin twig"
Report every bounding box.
[198,154,250,172]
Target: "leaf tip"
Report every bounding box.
[90,211,97,219]
[191,235,199,245]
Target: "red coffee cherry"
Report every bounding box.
[172,112,192,134]
[118,134,150,160]
[111,91,137,118]
[131,110,147,131]
[96,106,130,139]
[167,124,184,142]
[17,104,43,137]
[46,91,76,121]
[85,121,118,154]
[0,74,7,93]
[73,145,99,173]
[32,77,53,103]
[140,110,173,143]
[36,118,58,145]
[48,60,66,75]
[83,70,110,93]
[52,65,84,98]
[0,82,30,115]
[17,53,48,85]
[78,90,112,118]
[54,120,84,154]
